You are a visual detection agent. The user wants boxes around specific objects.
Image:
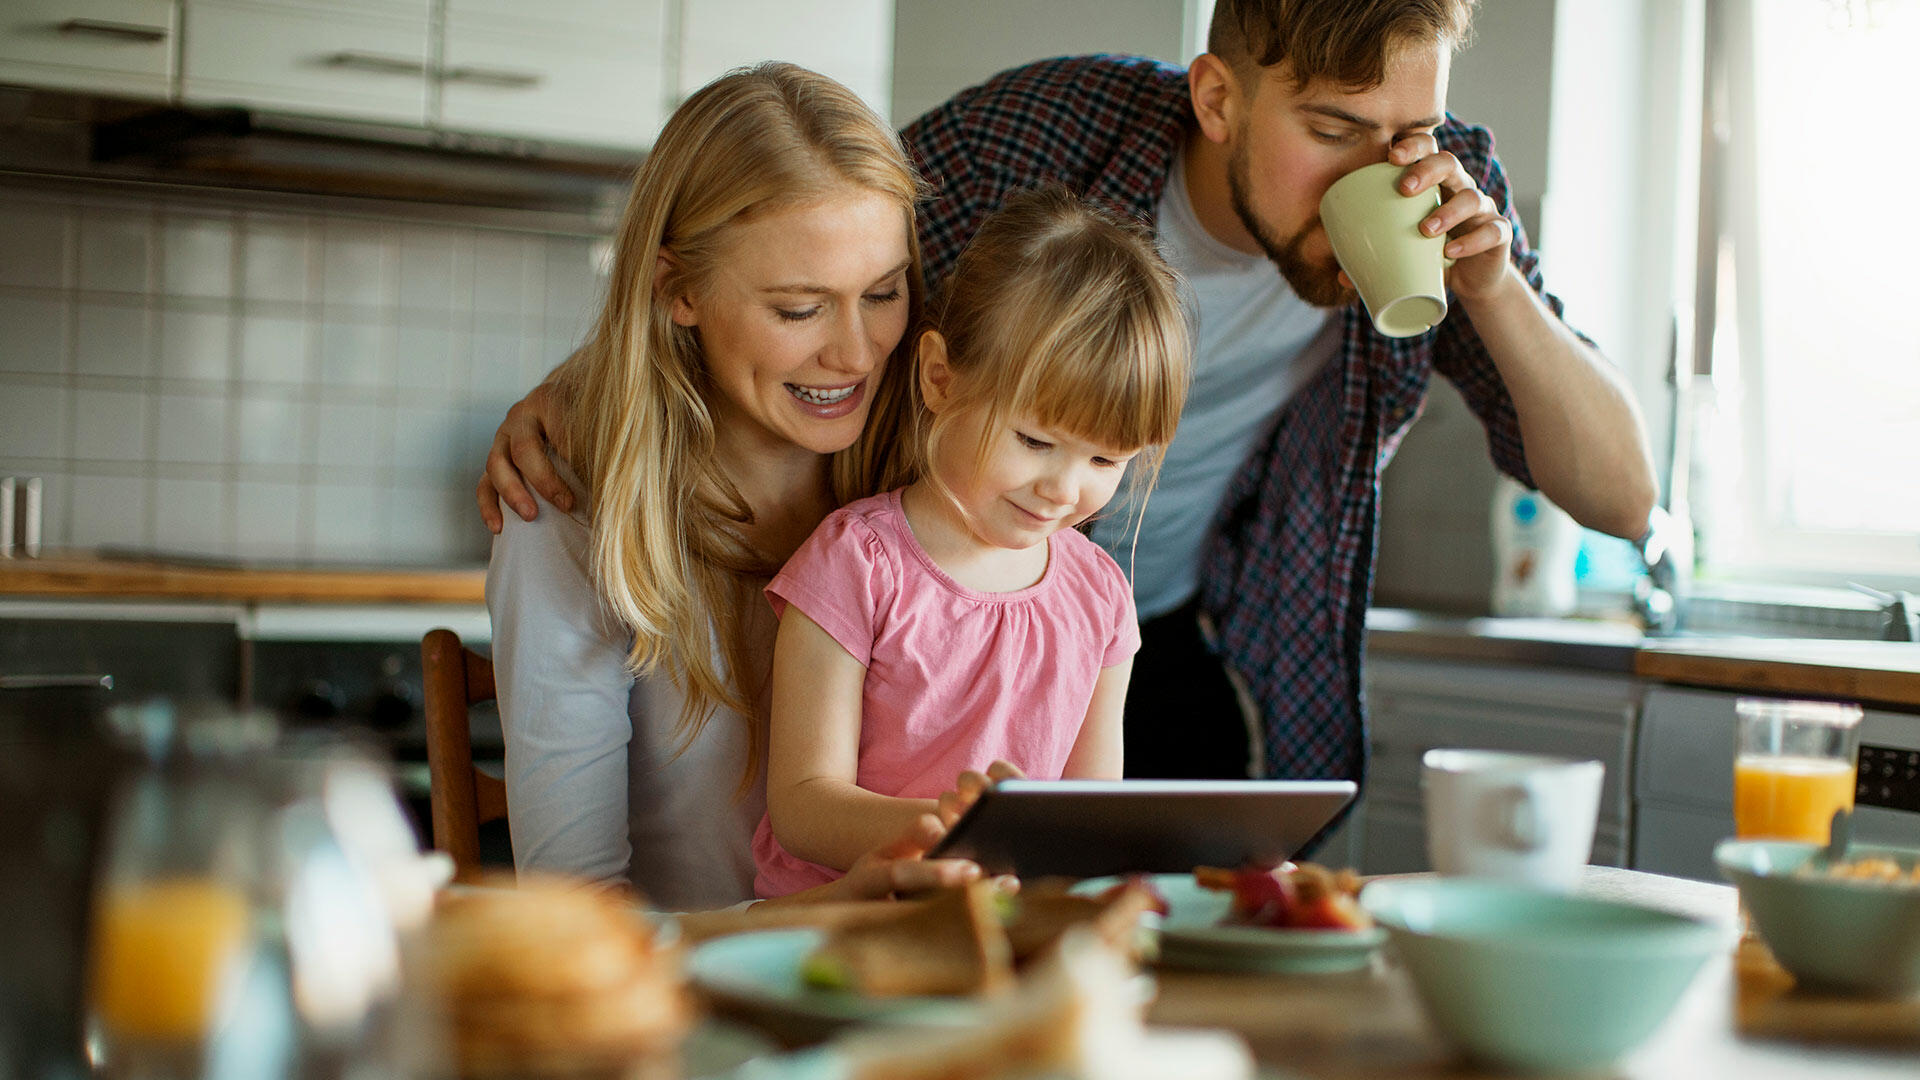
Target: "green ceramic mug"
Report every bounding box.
[1319,161,1451,338]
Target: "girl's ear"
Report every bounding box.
[916,330,955,413]
[657,252,698,327]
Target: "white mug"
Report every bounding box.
[1422,749,1603,892]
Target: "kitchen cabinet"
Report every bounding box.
[677,0,894,123]
[11,0,896,150]
[438,0,669,149]
[1352,654,1641,875]
[182,0,433,126]
[0,0,177,98]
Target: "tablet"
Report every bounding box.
[924,779,1357,879]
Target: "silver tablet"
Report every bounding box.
[925,778,1357,878]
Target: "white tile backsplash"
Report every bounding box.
[78,208,154,295]
[236,391,309,466]
[242,218,312,303]
[0,185,604,564]
[239,313,310,384]
[399,228,457,311]
[159,307,234,382]
[161,215,236,298]
[234,480,302,558]
[75,303,152,378]
[471,232,534,320]
[0,383,69,458]
[321,224,395,309]
[154,393,230,464]
[315,401,386,468]
[310,482,385,560]
[69,474,150,549]
[153,478,232,553]
[72,389,151,462]
[0,201,73,289]
[0,293,69,375]
[318,318,388,387]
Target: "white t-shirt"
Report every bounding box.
[1090,150,1340,619]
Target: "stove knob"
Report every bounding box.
[291,679,344,721]
[367,681,417,731]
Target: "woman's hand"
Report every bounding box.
[934,759,1026,829]
[476,383,571,533]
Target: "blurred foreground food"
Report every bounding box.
[416,877,693,1079]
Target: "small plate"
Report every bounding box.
[1074,874,1385,974]
[686,928,985,1039]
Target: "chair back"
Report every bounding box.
[421,628,508,883]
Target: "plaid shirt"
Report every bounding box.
[904,56,1568,788]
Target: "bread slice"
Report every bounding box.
[804,880,1015,998]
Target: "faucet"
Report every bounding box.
[1633,506,1693,635]
[1850,584,1919,643]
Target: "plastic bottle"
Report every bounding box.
[1490,477,1580,617]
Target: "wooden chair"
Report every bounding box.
[421,628,508,884]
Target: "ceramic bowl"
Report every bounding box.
[1714,839,1920,997]
[1360,877,1728,1073]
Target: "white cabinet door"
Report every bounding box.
[677,0,893,122]
[0,0,176,98]
[183,0,432,126]
[439,1,668,150]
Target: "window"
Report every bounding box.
[1691,0,1920,586]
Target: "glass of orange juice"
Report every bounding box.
[1733,697,1863,843]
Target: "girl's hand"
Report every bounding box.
[935,759,1026,829]
[835,813,986,899]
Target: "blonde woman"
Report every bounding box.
[486,64,980,908]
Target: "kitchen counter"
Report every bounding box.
[1368,608,1920,710]
[0,554,486,605]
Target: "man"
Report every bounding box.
[475,0,1656,792]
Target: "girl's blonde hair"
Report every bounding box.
[912,186,1191,527]
[554,63,924,778]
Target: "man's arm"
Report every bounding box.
[1390,134,1658,539]
[477,367,574,534]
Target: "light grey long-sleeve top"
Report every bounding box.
[485,460,764,910]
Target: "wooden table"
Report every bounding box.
[1144,867,1917,1078]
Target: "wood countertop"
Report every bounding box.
[0,554,486,605]
[1635,637,1920,711]
[1367,609,1920,710]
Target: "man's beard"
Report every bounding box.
[1226,140,1354,309]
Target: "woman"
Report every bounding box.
[486,63,983,909]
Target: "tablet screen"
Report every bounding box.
[925,779,1357,878]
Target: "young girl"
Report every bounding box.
[754,187,1192,897]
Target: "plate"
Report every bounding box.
[1073,874,1385,974]
[685,928,984,1040]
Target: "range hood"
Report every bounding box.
[0,87,636,228]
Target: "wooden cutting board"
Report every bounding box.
[1735,937,1920,1043]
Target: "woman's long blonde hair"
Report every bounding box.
[554,63,924,774]
[911,187,1191,533]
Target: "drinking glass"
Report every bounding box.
[1733,698,1863,843]
[88,766,261,1079]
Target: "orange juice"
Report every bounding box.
[91,878,251,1041]
[1733,754,1857,843]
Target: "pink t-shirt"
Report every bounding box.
[752,489,1140,898]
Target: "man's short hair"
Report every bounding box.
[1207,0,1478,91]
